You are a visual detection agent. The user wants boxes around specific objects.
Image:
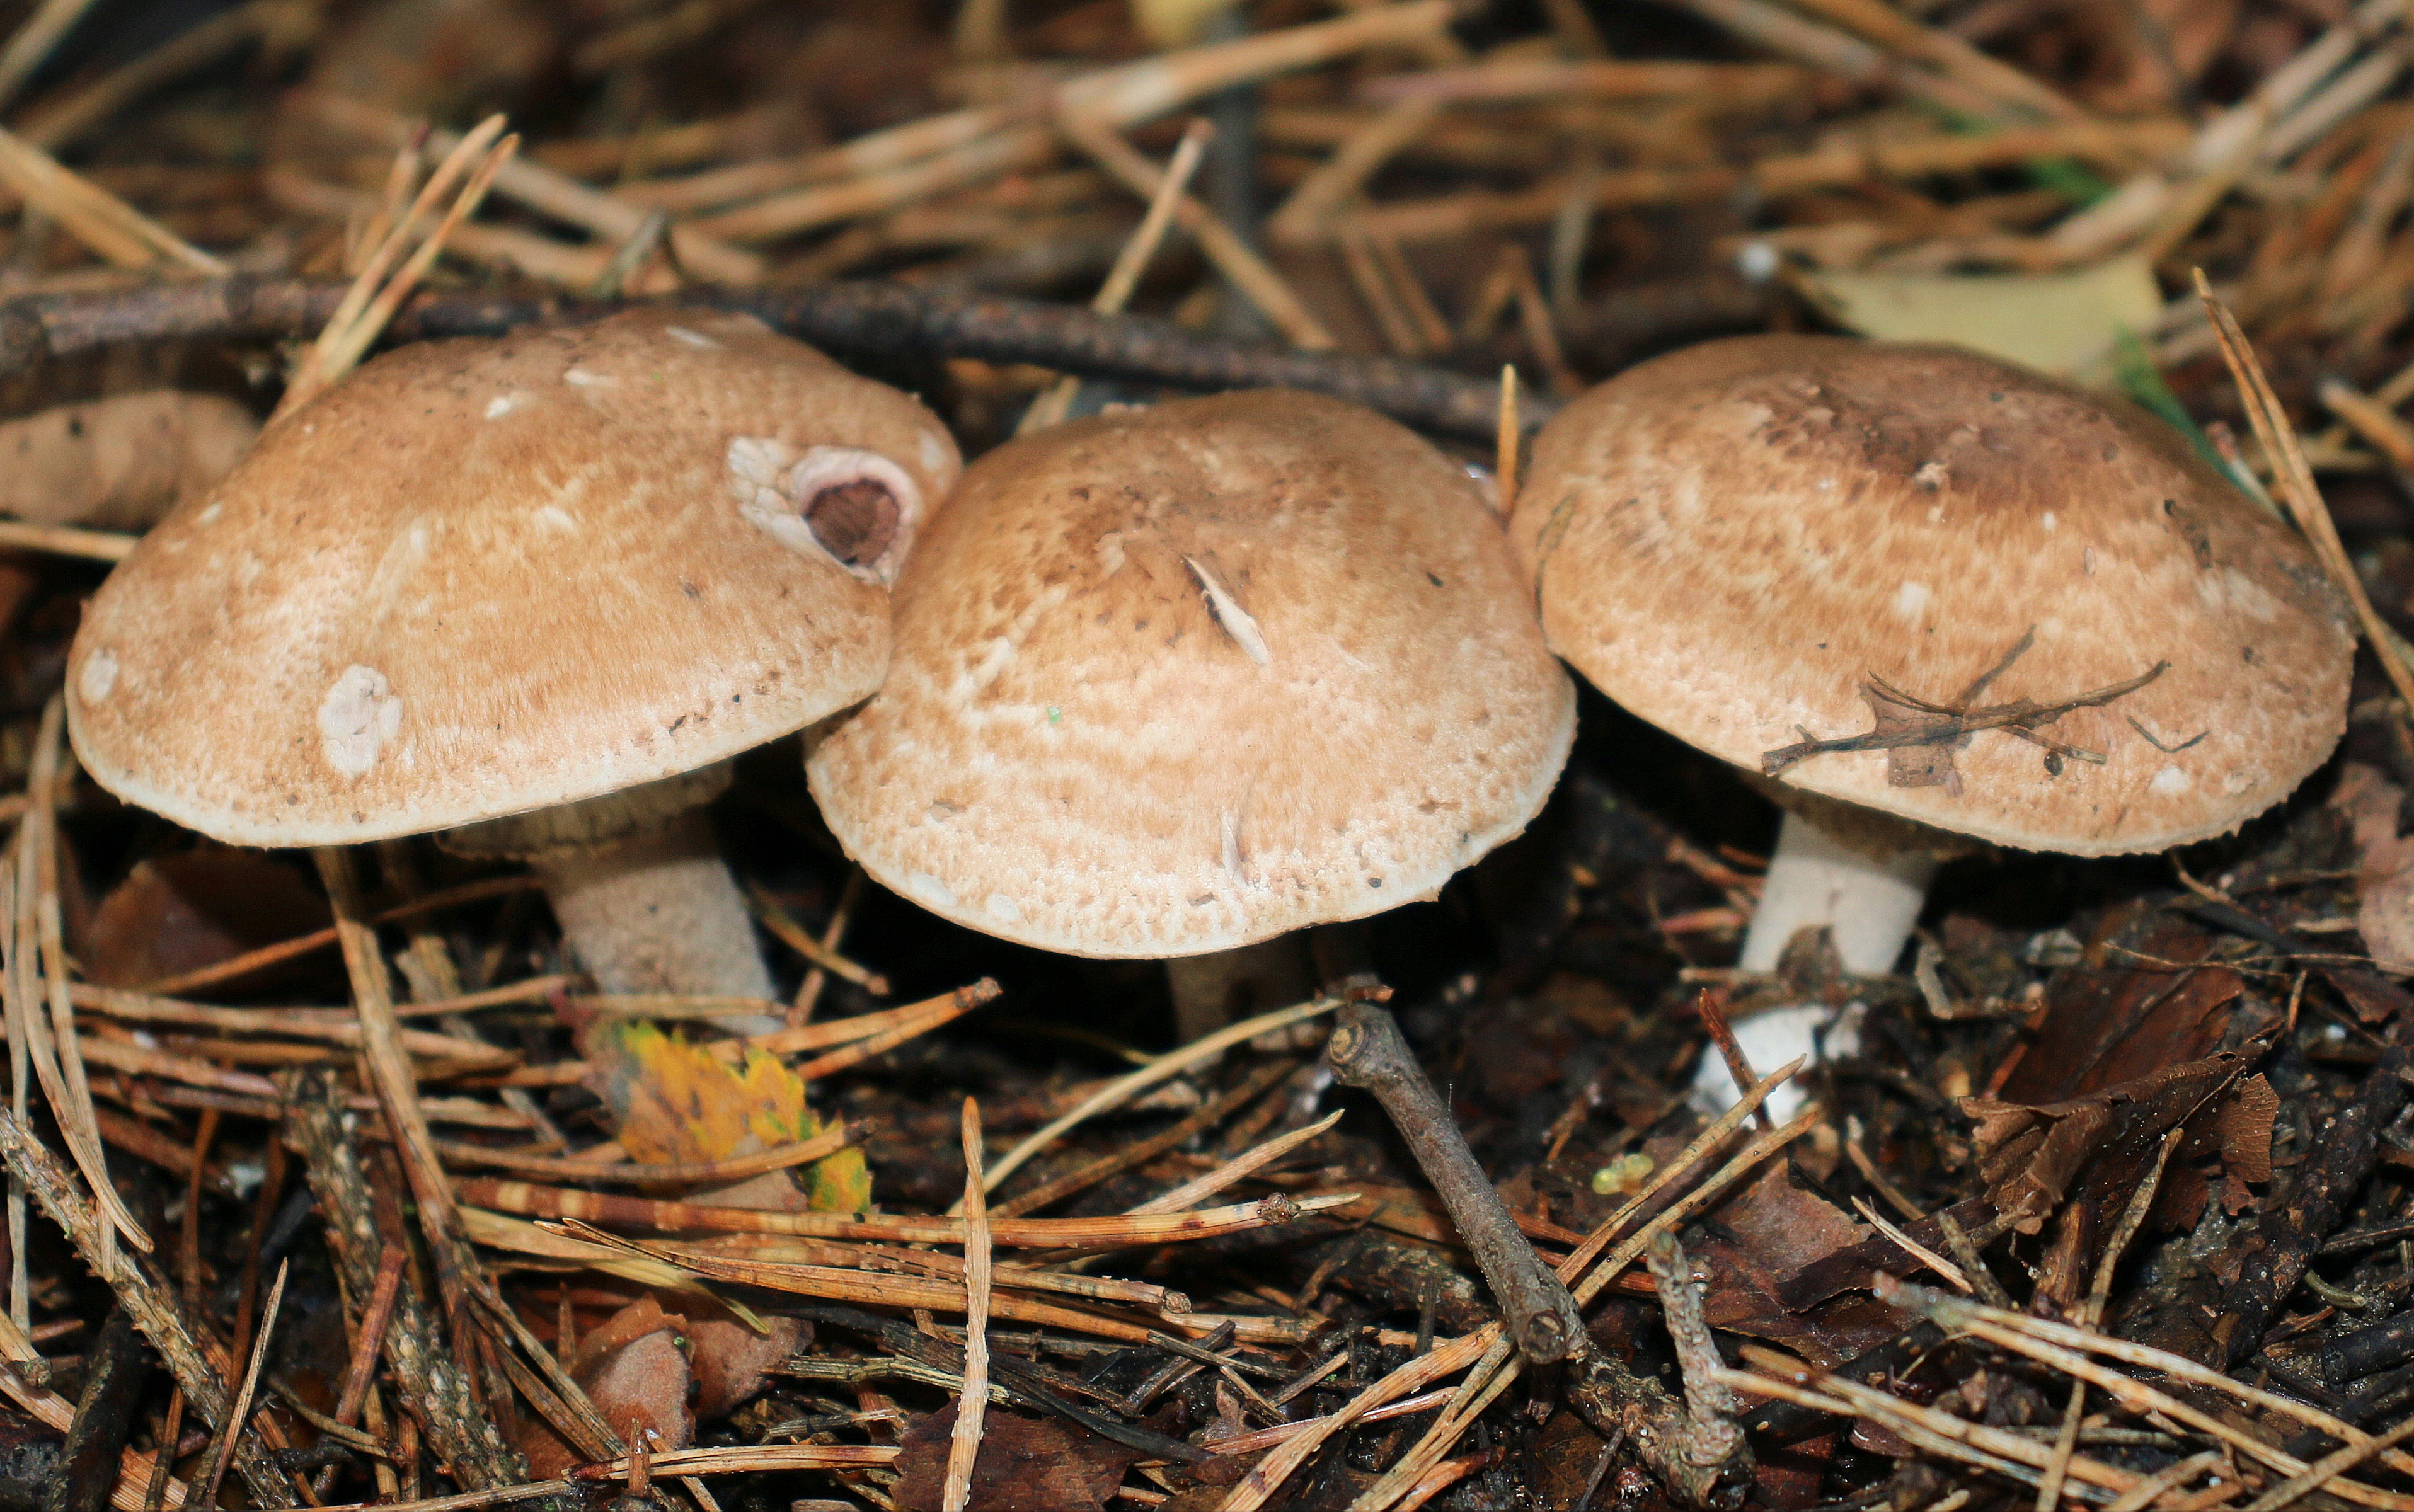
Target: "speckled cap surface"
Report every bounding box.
[69,307,961,846]
[1510,334,2354,856]
[806,389,1576,957]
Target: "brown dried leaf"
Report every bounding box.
[2217,1074,2279,1184]
[1996,918,2234,1102]
[2147,1157,2210,1232]
[893,1406,1141,1512]
[1778,1197,1997,1310]
[1870,688,1960,791]
[512,1293,696,1480]
[1527,1410,1616,1508]
[85,850,329,990]
[657,1296,802,1421]
[575,1295,694,1456]
[2339,763,2414,966]
[1713,1163,1870,1277]
[1683,1169,1910,1363]
[511,1289,795,1480]
[1962,1053,2242,1234]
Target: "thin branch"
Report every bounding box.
[0,280,1537,441]
[1328,1004,1583,1365]
[290,1073,527,1491]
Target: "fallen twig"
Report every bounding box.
[1328,1003,1583,1364]
[290,1074,529,1492]
[1718,1350,2144,1503]
[1221,1061,1805,1512]
[139,876,543,998]
[0,281,1540,440]
[1021,117,1212,432]
[20,697,148,1257]
[0,520,134,559]
[1125,1107,1341,1216]
[190,1257,284,1508]
[278,116,517,416]
[996,1058,1296,1218]
[0,1305,178,1508]
[1878,1278,2414,1503]
[715,979,998,1062]
[0,123,222,272]
[431,1125,853,1184]
[306,1444,900,1512]
[311,1244,406,1502]
[2197,270,2414,711]
[796,1301,1214,1466]
[0,1108,287,1503]
[52,1305,151,1512]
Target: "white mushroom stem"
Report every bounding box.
[1698,810,1937,1117]
[1738,810,1937,974]
[531,810,785,1035]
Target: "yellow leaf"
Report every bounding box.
[1132,0,1236,48]
[1791,254,2161,384]
[585,1020,871,1213]
[798,1118,873,1215]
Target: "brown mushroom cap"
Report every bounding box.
[69,308,960,847]
[806,389,1575,958]
[1510,334,2355,856]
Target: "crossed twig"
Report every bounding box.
[1761,628,2172,779]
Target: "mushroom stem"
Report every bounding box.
[1700,810,1938,1116]
[1737,810,1937,975]
[532,809,784,1034]
[1166,936,1315,1043]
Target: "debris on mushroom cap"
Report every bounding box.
[66,307,962,847]
[806,389,1576,958]
[1510,334,2355,856]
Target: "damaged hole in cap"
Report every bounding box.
[803,477,900,566]
[738,442,924,581]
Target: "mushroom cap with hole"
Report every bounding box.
[805,389,1577,957]
[67,307,961,847]
[1509,334,2355,856]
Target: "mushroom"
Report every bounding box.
[67,308,960,1029]
[806,389,1575,1038]
[0,391,258,533]
[1510,334,2354,1106]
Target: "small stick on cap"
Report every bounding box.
[1326,1002,1586,1365]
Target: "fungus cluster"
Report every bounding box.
[62,316,2360,1078]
